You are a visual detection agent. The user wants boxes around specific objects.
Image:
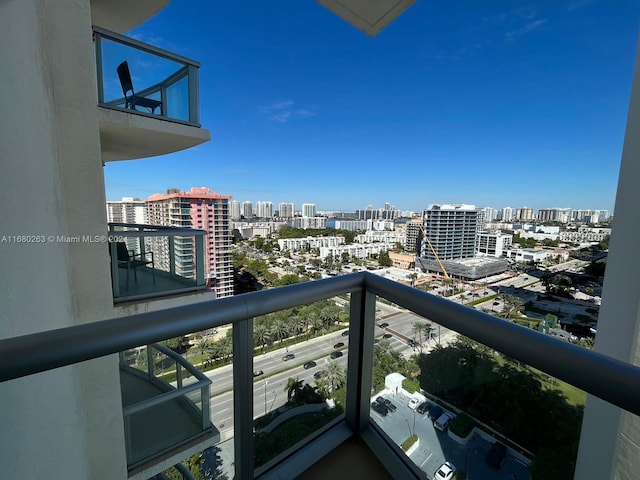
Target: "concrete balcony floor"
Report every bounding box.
[114,267,205,302]
[296,436,392,480]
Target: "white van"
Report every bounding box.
[434,413,453,432]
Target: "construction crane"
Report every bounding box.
[418,224,450,280]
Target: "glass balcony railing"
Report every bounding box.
[119,343,216,469]
[108,223,207,302]
[94,27,201,126]
[2,273,640,479]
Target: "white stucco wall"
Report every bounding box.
[574,36,640,480]
[0,1,127,478]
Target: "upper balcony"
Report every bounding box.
[91,0,170,34]
[94,27,210,162]
[108,223,209,304]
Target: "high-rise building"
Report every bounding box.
[515,207,535,221]
[302,203,316,218]
[255,201,274,219]
[146,187,233,298]
[421,204,478,261]
[404,219,423,253]
[279,202,294,219]
[106,197,146,254]
[499,207,514,222]
[242,201,253,219]
[476,232,513,257]
[230,200,241,221]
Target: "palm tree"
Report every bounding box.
[253,323,271,353]
[324,360,346,394]
[422,323,434,345]
[195,337,212,367]
[270,318,290,345]
[285,377,304,404]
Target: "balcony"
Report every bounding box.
[109,223,208,303]
[120,343,218,479]
[2,273,640,479]
[94,27,210,162]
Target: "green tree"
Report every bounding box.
[378,250,393,267]
[324,360,346,395]
[253,323,271,353]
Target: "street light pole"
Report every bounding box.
[264,379,268,416]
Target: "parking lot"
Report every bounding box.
[371,391,531,480]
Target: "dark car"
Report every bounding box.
[416,401,431,414]
[341,330,349,336]
[428,405,443,421]
[493,301,500,306]
[253,370,264,377]
[383,333,392,339]
[379,322,389,329]
[485,442,508,469]
[314,370,325,380]
[380,397,397,412]
[371,401,388,417]
[330,351,343,359]
[303,361,317,369]
[282,353,295,361]
[333,342,345,349]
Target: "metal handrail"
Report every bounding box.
[2,272,640,418]
[122,343,211,417]
[109,224,207,239]
[93,26,200,67]
[108,222,207,235]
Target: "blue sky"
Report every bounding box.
[104,1,640,213]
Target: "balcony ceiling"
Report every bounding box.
[316,0,415,37]
[91,0,170,34]
[99,108,211,162]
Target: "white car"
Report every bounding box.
[434,461,456,480]
[407,397,421,410]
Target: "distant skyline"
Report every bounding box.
[104,1,640,213]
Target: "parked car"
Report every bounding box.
[333,342,345,349]
[434,413,453,432]
[314,370,325,380]
[253,370,264,377]
[383,333,392,339]
[330,351,343,359]
[282,353,295,361]
[407,397,421,410]
[341,330,349,336]
[428,405,443,421]
[493,301,500,305]
[371,401,388,417]
[485,442,508,469]
[379,322,389,328]
[434,461,456,480]
[375,396,397,412]
[416,401,431,414]
[303,361,316,369]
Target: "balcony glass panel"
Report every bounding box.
[120,343,217,470]
[94,27,200,125]
[252,299,349,472]
[368,308,585,480]
[109,223,207,302]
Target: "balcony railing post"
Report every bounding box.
[188,64,199,124]
[176,361,183,389]
[147,346,154,381]
[110,241,121,298]
[233,317,254,480]
[345,290,377,433]
[195,234,205,286]
[94,31,104,104]
[201,383,210,431]
[138,226,146,257]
